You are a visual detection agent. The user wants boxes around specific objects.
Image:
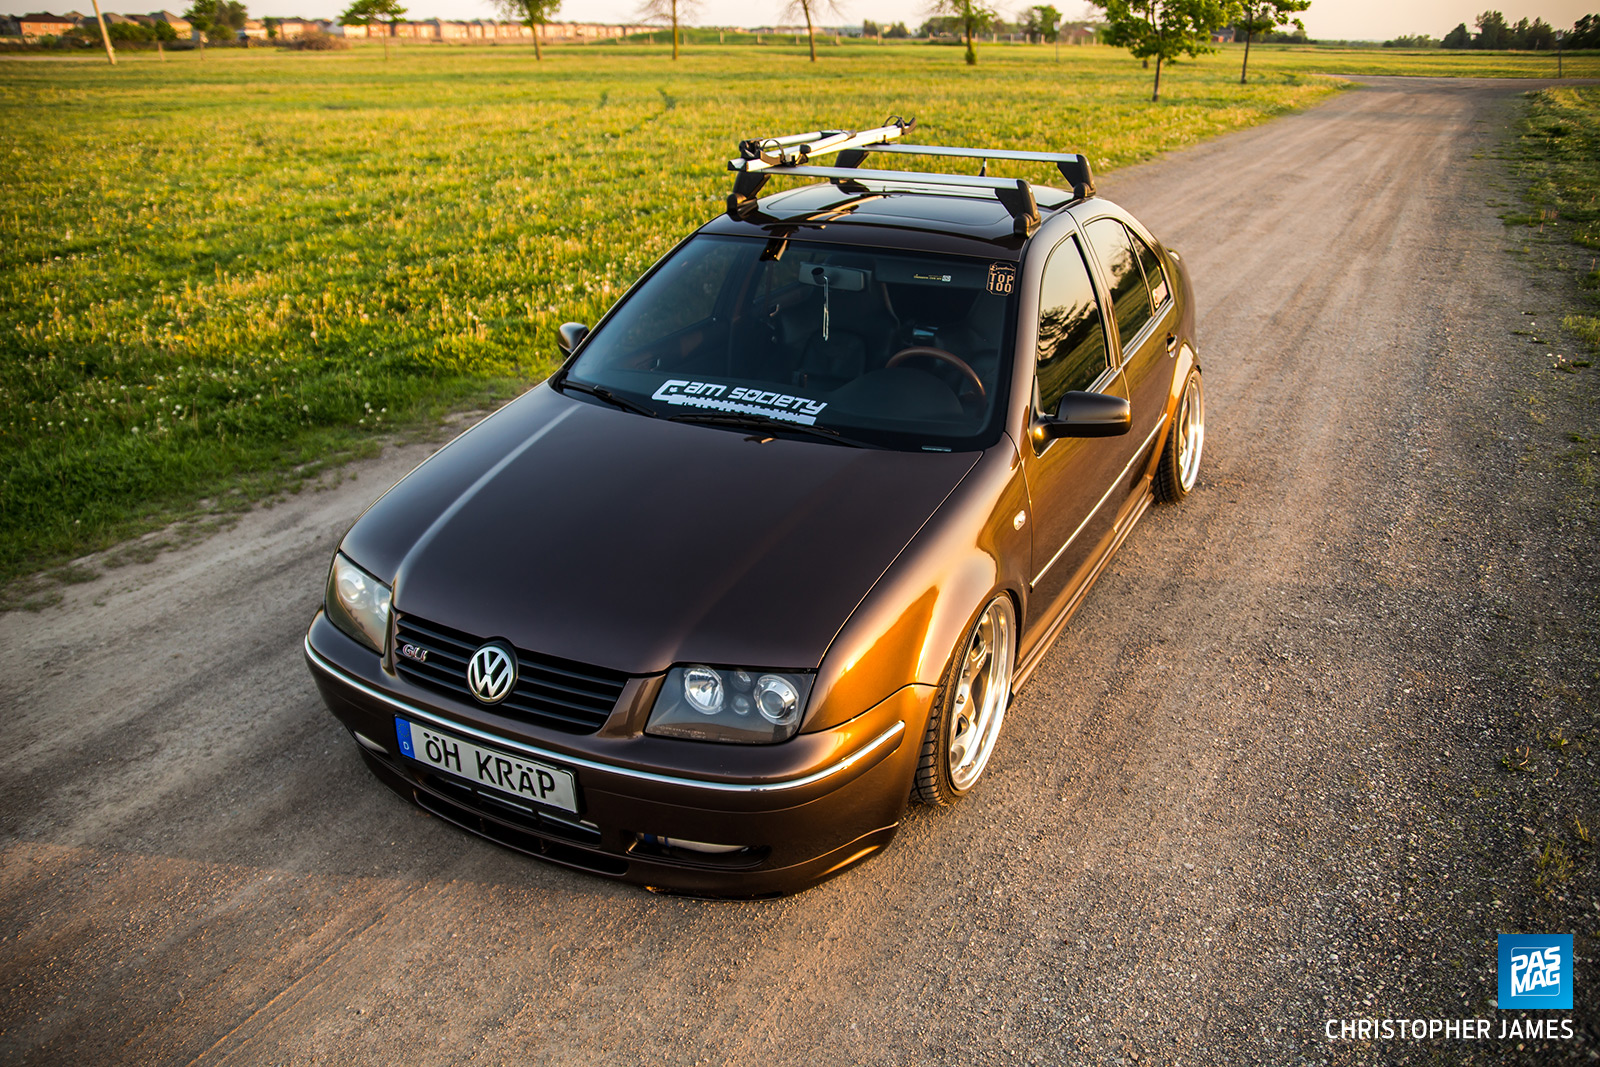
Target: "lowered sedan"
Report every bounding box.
[304,137,1203,896]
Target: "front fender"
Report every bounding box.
[803,438,1031,733]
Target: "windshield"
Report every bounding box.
[565,235,1018,451]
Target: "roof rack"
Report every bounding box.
[726,117,1095,237]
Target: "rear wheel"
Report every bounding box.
[913,596,1016,806]
[1155,368,1204,503]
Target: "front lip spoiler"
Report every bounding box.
[305,636,905,794]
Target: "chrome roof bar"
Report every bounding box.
[725,118,1094,237]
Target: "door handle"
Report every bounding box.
[1165,332,1178,355]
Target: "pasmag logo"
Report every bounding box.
[1498,934,1574,1010]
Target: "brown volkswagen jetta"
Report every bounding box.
[304,125,1204,896]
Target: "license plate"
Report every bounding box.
[394,717,578,813]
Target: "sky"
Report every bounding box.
[7,0,1596,42]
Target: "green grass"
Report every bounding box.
[1507,86,1600,351]
[1243,42,1600,79]
[1,40,1596,583]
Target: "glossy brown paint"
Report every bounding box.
[342,386,980,674]
[305,181,1197,896]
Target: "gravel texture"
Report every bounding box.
[1,76,1596,1066]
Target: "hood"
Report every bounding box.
[342,385,980,674]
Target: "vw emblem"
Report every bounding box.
[466,644,517,704]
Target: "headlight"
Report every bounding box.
[325,552,391,654]
[646,665,815,744]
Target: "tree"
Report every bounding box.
[1441,21,1470,48]
[496,0,561,59]
[1474,10,1509,49]
[928,0,997,65]
[184,0,246,49]
[1236,0,1308,83]
[1524,17,1555,49]
[1569,13,1600,49]
[341,0,405,59]
[637,0,698,59]
[781,0,842,60]
[1021,4,1061,44]
[89,0,117,64]
[1094,0,1232,101]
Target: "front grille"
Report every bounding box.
[394,613,627,734]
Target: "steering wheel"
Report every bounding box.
[885,346,986,400]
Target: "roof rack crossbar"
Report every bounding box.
[747,165,1033,192]
[725,121,1091,236]
[865,143,1094,193]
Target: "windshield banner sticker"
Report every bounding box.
[651,379,828,425]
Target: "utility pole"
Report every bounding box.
[89,0,117,64]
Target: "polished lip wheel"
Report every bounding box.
[1177,373,1205,492]
[948,599,1015,792]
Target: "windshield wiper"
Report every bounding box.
[553,377,657,418]
[667,411,868,448]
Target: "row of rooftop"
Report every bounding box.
[7,11,631,41]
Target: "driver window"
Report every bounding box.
[1036,236,1109,416]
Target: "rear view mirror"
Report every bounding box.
[1038,391,1131,439]
[799,264,868,292]
[557,322,590,357]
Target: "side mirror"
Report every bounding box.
[557,322,590,357]
[1038,391,1132,439]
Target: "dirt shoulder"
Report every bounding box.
[0,76,1596,1066]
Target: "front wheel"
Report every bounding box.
[913,596,1016,806]
[1155,368,1204,503]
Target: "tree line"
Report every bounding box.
[1392,12,1600,50]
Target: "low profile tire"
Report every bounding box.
[1154,368,1204,503]
[913,595,1017,807]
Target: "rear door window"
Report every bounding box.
[1084,218,1153,349]
[1130,230,1170,309]
[1035,236,1109,416]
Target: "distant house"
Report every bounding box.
[238,18,266,38]
[274,18,315,38]
[147,10,191,35]
[1210,26,1234,43]
[1059,22,1098,45]
[17,12,81,37]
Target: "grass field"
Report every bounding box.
[1508,86,1600,351]
[2,41,1598,584]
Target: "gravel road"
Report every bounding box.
[2,76,1596,1066]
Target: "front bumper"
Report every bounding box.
[304,612,930,897]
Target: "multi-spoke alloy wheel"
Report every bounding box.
[1156,368,1204,503]
[915,596,1016,805]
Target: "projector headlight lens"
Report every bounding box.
[325,552,391,654]
[647,665,815,744]
[753,674,801,726]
